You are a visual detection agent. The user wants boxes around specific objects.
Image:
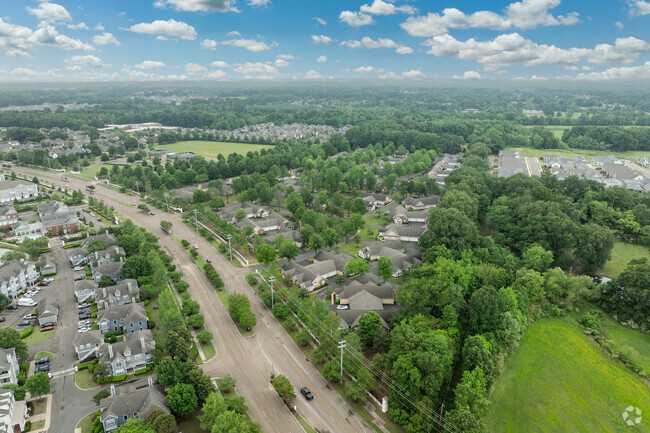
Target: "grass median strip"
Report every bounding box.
[23,327,55,346]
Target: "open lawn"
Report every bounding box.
[593,308,650,374]
[364,215,387,226]
[486,319,650,433]
[177,409,206,433]
[30,420,45,430]
[201,340,216,360]
[596,241,649,278]
[23,327,55,346]
[29,397,47,415]
[34,351,53,360]
[360,227,379,241]
[523,125,571,140]
[75,412,96,433]
[75,369,97,389]
[155,141,274,158]
[338,242,363,256]
[505,146,650,163]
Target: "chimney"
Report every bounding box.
[95,251,98,260]
[110,384,115,397]
[140,336,145,349]
[131,296,135,304]
[127,282,132,291]
[115,247,119,254]
[147,376,153,387]
[102,287,107,298]
[108,345,113,358]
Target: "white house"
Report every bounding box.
[74,330,104,362]
[379,224,427,243]
[0,180,38,204]
[0,260,38,299]
[0,348,19,385]
[0,388,27,433]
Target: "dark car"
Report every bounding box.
[79,314,91,320]
[38,281,48,286]
[6,305,17,310]
[35,364,50,373]
[78,309,89,315]
[300,387,314,400]
[0,317,5,322]
[35,357,50,366]
[18,320,31,326]
[74,275,85,281]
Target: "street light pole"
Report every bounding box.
[338,340,347,382]
[227,233,233,262]
[268,275,275,309]
[164,193,169,213]
[194,209,198,233]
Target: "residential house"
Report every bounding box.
[263,228,302,247]
[88,247,125,269]
[83,233,117,249]
[358,240,405,259]
[601,164,646,181]
[95,280,140,311]
[99,380,168,432]
[0,388,27,433]
[73,330,104,362]
[38,299,58,327]
[379,224,427,243]
[37,201,79,235]
[638,156,650,168]
[333,283,400,330]
[359,193,392,206]
[280,260,337,291]
[97,330,155,376]
[218,203,270,222]
[39,255,56,276]
[97,303,148,334]
[11,221,45,238]
[0,348,19,385]
[313,250,353,275]
[0,180,38,204]
[402,195,441,211]
[361,196,377,211]
[389,205,427,224]
[67,247,88,266]
[592,155,623,166]
[0,206,17,229]
[75,280,97,303]
[0,260,37,299]
[236,212,289,235]
[93,262,125,283]
[370,246,420,278]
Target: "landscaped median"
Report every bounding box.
[75,410,99,433]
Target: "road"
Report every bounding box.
[15,167,367,433]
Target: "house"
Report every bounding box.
[638,156,650,168]
[88,247,125,269]
[0,180,38,204]
[218,203,270,222]
[83,233,117,249]
[75,280,98,303]
[263,228,302,247]
[73,330,104,362]
[11,221,45,238]
[67,247,88,266]
[37,201,79,235]
[358,240,405,259]
[97,330,155,376]
[313,250,353,275]
[0,260,37,299]
[592,155,623,166]
[359,193,392,206]
[39,255,56,276]
[280,260,337,291]
[99,380,168,432]
[0,348,19,385]
[97,303,148,334]
[93,262,125,283]
[236,212,289,235]
[379,224,427,243]
[38,299,58,327]
[0,388,28,433]
[402,195,440,211]
[333,284,400,331]
[171,152,200,162]
[601,164,646,181]
[95,280,140,311]
[0,206,17,229]
[373,246,420,277]
[389,205,427,224]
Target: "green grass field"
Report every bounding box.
[75,411,96,433]
[34,351,53,360]
[596,241,649,278]
[155,141,274,158]
[23,327,55,346]
[75,369,97,389]
[597,311,650,374]
[486,319,650,433]
[505,147,650,163]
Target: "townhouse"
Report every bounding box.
[0,260,37,299]
[97,303,148,334]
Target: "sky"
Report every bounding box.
[0,0,649,82]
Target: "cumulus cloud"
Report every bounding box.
[67,23,89,30]
[402,69,426,78]
[313,17,327,25]
[5,49,33,58]
[9,67,62,79]
[227,30,241,36]
[248,0,271,6]
[317,55,327,62]
[210,61,232,67]
[154,0,239,12]
[340,36,412,54]
[221,38,272,52]
[184,63,208,74]
[0,18,94,54]
[573,60,650,80]
[423,33,650,69]
[453,70,482,79]
[626,0,650,16]
[207,70,228,79]
[353,66,385,73]
[277,54,294,60]
[402,0,580,37]
[126,19,197,40]
[201,39,218,50]
[27,2,72,22]
[94,23,105,31]
[614,21,625,30]
[379,72,400,79]
[93,32,120,46]
[233,61,279,75]
[339,11,374,27]
[275,58,290,67]
[304,70,323,79]
[395,46,413,54]
[311,34,333,44]
[360,0,417,15]
[31,23,95,50]
[64,55,105,68]
[135,60,167,70]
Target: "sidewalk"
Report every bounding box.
[26,393,52,432]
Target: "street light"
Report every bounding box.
[268,275,276,309]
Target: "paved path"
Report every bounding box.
[14,167,369,433]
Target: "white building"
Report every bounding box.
[0,180,38,204]
[0,260,38,299]
[0,348,19,386]
[0,388,27,433]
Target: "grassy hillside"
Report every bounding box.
[486,319,650,433]
[595,241,649,278]
[155,141,274,158]
[599,313,650,374]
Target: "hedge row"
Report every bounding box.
[203,263,224,289]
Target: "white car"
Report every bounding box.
[73,266,84,271]
[192,244,199,249]
[44,278,54,283]
[78,327,91,333]
[336,305,349,310]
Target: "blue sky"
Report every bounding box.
[0,0,649,82]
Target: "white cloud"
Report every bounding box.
[402,69,425,78]
[227,30,241,36]
[360,0,417,16]
[275,59,290,67]
[395,46,413,54]
[210,61,232,67]
[614,21,625,30]
[313,17,327,25]
[156,36,168,41]
[453,70,482,80]
[339,11,374,27]
[317,55,327,63]
[248,0,271,6]
[64,55,105,68]
[305,70,323,79]
[201,39,218,50]
[277,54,294,60]
[135,60,167,70]
[207,70,228,79]
[184,62,208,74]
[379,72,401,79]
[402,0,580,37]
[353,66,385,73]
[311,34,333,44]
[94,23,105,31]
[0,18,94,54]
[626,0,650,16]
[67,23,89,30]
[5,49,33,58]
[221,38,271,52]
[423,33,650,69]
[126,19,197,40]
[340,36,412,54]
[154,0,239,12]
[10,67,62,79]
[93,32,120,46]
[233,61,279,75]
[31,23,95,50]
[573,61,650,80]
[27,2,72,22]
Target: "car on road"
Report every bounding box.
[18,320,31,327]
[74,274,85,281]
[300,387,314,400]
[149,212,155,216]
[40,325,54,332]
[35,357,50,366]
[35,364,50,373]
[73,266,84,271]
[38,281,48,286]
[6,305,17,310]
[192,244,199,249]
[206,258,211,263]
[0,317,5,322]
[44,278,54,283]
[23,314,37,320]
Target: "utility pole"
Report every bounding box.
[164,193,169,213]
[226,233,233,262]
[47,158,51,171]
[268,275,275,309]
[338,340,347,382]
[194,209,198,233]
[437,403,445,433]
[135,181,139,195]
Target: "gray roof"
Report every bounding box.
[73,330,103,347]
[0,206,16,217]
[0,180,36,192]
[403,195,440,207]
[99,303,147,324]
[98,330,154,364]
[100,385,168,422]
[84,233,117,247]
[348,291,384,310]
[0,260,31,284]
[313,250,353,272]
[75,279,97,292]
[94,261,123,277]
[340,283,395,300]
[381,224,427,238]
[0,348,16,371]
[67,247,88,258]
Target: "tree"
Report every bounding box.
[199,393,228,430]
[239,309,257,330]
[25,372,50,401]
[461,336,495,385]
[160,221,172,233]
[122,255,153,279]
[0,328,28,361]
[522,244,554,273]
[87,240,108,254]
[419,208,480,256]
[193,189,208,203]
[93,389,111,405]
[574,223,614,272]
[98,275,116,288]
[255,244,277,266]
[156,357,188,388]
[137,204,151,213]
[278,240,299,262]
[296,329,311,346]
[235,208,247,221]
[115,419,155,433]
[322,359,342,382]
[166,329,193,361]
[197,329,213,343]
[344,258,369,276]
[271,374,295,406]
[182,300,200,316]
[211,411,261,433]
[186,363,216,405]
[167,383,198,417]
[216,376,236,394]
[161,310,184,331]
[377,256,393,281]
[358,311,383,343]
[599,258,650,325]
[188,314,205,328]
[151,413,178,433]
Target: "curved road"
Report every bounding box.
[16,167,367,433]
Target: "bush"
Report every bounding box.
[197,329,213,344]
[93,389,110,405]
[2,384,25,400]
[20,326,33,339]
[181,240,190,248]
[218,243,228,253]
[245,273,258,285]
[175,281,189,292]
[187,314,205,329]
[296,329,311,346]
[24,420,31,432]
[273,303,290,320]
[134,368,147,375]
[78,359,98,370]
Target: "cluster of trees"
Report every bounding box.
[595,258,649,328]
[228,294,257,330]
[562,125,650,151]
[203,263,224,290]
[199,391,261,433]
[113,410,178,433]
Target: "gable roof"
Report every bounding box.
[100,385,168,422]
[99,303,147,324]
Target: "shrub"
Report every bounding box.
[24,420,31,432]
[20,326,33,339]
[272,303,290,320]
[296,329,311,346]
[134,368,147,375]
[175,281,189,292]
[245,273,258,285]
[93,389,110,405]
[187,314,205,329]
[2,384,25,400]
[197,329,213,344]
[181,240,190,248]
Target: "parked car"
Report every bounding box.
[336,305,349,310]
[206,258,211,263]
[300,387,314,401]
[0,317,5,322]
[78,309,90,315]
[40,325,54,332]
[35,357,50,366]
[78,303,91,309]
[6,305,17,310]
[35,364,50,373]
[78,320,91,327]
[23,314,37,320]
[79,314,91,320]
[18,320,31,327]
[74,274,86,281]
[73,266,84,271]
[44,278,54,283]
[149,212,155,216]
[37,281,48,287]
[78,328,91,333]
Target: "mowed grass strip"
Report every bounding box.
[486,319,650,433]
[155,141,274,158]
[596,241,649,278]
[599,311,650,374]
[504,146,650,162]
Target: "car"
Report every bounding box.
[40,326,54,332]
[38,281,48,286]
[78,327,91,333]
[74,275,85,281]
[336,305,349,310]
[97,218,102,222]
[23,293,33,298]
[35,364,50,373]
[78,320,91,326]
[300,387,314,400]
[78,303,90,309]
[78,309,90,315]
[206,258,211,263]
[18,320,31,327]
[89,191,94,195]
[6,305,17,310]
[0,317,5,322]
[192,244,199,249]
[23,314,36,320]
[73,266,84,271]
[44,278,54,283]
[79,314,91,320]
[35,357,50,366]
[149,212,155,216]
